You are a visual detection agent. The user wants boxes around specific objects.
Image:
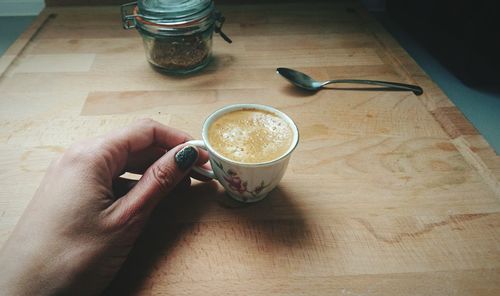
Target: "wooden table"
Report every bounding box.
[1,2,499,295]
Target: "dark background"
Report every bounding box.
[386,0,499,89]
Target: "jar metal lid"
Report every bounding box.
[134,5,212,28]
[137,0,212,23]
[121,1,232,42]
[122,0,213,28]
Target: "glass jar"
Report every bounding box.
[121,0,231,74]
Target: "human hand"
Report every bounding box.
[0,119,208,295]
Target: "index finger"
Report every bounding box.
[105,119,193,177]
[111,119,192,152]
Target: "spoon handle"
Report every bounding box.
[322,79,423,96]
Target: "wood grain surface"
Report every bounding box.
[1,2,499,295]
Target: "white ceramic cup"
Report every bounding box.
[186,104,299,203]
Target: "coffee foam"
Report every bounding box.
[208,109,293,163]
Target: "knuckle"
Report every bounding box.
[150,164,177,194]
[93,136,108,149]
[62,137,108,165]
[64,142,91,163]
[137,118,157,128]
[101,208,146,235]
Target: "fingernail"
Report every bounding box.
[175,146,198,171]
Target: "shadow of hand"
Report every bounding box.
[104,183,312,295]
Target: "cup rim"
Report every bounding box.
[201,104,299,167]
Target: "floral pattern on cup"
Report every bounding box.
[214,160,269,202]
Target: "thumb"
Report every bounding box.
[113,145,199,219]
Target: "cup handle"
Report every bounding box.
[186,140,216,179]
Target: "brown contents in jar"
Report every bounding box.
[147,33,210,71]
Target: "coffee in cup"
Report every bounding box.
[207,109,294,164]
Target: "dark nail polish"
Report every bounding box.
[175,146,198,171]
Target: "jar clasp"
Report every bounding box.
[121,1,138,30]
[214,11,232,43]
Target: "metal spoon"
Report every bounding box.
[277,67,423,96]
